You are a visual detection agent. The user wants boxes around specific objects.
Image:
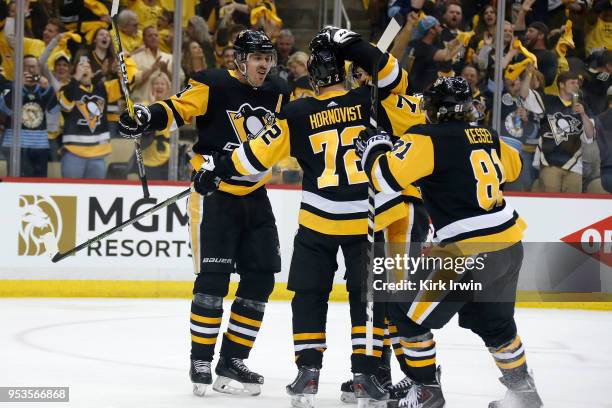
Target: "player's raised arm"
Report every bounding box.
[117,74,210,137]
[320,26,408,94]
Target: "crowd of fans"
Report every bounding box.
[0,0,610,194]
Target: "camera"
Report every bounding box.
[32,74,40,82]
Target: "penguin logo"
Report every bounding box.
[227,103,273,143]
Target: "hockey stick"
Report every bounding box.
[365,17,402,356]
[51,188,191,263]
[110,0,150,199]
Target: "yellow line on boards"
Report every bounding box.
[0,281,611,311]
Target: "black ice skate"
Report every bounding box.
[341,379,356,404]
[286,366,320,408]
[342,366,392,404]
[389,367,445,408]
[353,373,389,408]
[489,371,543,408]
[189,359,212,396]
[212,356,264,396]
[387,375,414,401]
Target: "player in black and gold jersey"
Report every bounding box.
[192,27,426,407]
[355,77,543,408]
[119,29,290,397]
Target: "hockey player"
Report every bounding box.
[118,29,290,397]
[191,27,427,407]
[354,76,543,408]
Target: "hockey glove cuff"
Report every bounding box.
[191,152,233,196]
[355,127,393,175]
[119,104,152,139]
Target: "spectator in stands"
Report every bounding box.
[117,9,142,53]
[57,0,111,43]
[499,70,542,191]
[594,89,612,193]
[182,41,208,82]
[523,22,558,87]
[129,71,172,180]
[41,19,64,46]
[221,46,235,69]
[586,0,612,57]
[287,51,314,99]
[130,0,163,31]
[1,2,46,81]
[534,71,594,192]
[275,29,297,80]
[156,10,173,54]
[406,15,462,93]
[461,64,488,125]
[77,27,114,84]
[582,49,612,116]
[29,0,61,40]
[58,58,121,179]
[439,0,465,76]
[218,1,251,28]
[131,26,183,104]
[468,4,497,59]
[250,0,283,40]
[184,15,215,68]
[0,55,58,177]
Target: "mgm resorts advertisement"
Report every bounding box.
[0,179,610,297]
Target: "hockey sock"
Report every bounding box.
[387,322,410,374]
[400,332,437,383]
[190,293,224,361]
[220,297,265,359]
[348,291,385,374]
[489,335,528,384]
[292,292,329,369]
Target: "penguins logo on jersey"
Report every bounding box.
[545,112,582,145]
[76,95,105,132]
[225,103,280,150]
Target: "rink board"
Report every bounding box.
[0,178,611,309]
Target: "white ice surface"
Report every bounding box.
[1,299,611,408]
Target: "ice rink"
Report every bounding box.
[1,298,611,408]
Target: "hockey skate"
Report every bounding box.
[286,366,320,408]
[388,367,445,408]
[189,359,212,396]
[342,366,392,404]
[489,371,543,408]
[353,373,389,408]
[212,356,263,396]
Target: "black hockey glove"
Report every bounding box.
[119,104,152,139]
[354,127,393,173]
[320,26,361,50]
[191,152,230,196]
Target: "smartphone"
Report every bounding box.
[79,56,89,64]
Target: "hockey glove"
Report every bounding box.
[191,152,227,196]
[119,104,152,139]
[354,127,393,173]
[320,26,361,50]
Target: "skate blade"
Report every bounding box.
[357,398,388,408]
[192,383,208,396]
[341,391,357,404]
[212,375,261,396]
[289,393,316,408]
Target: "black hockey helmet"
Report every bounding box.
[233,29,276,60]
[422,76,473,121]
[307,31,345,88]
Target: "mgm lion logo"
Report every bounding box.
[18,195,77,256]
